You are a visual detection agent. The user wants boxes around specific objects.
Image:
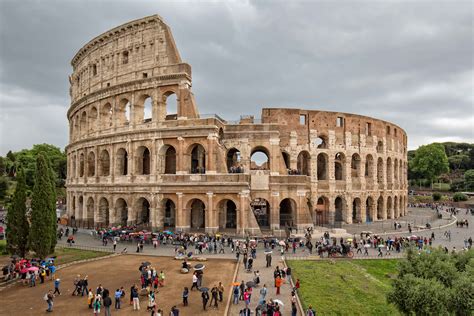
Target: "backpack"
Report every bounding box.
[43,293,49,301]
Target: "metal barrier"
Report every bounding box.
[56,243,114,253]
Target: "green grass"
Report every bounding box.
[288,259,401,316]
[432,183,451,191]
[52,247,110,266]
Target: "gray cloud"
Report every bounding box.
[0,0,472,154]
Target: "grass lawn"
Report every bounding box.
[288,259,401,316]
[51,247,110,266]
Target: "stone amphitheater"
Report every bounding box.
[65,15,408,235]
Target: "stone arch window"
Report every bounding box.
[366,197,375,222]
[88,107,98,131]
[72,154,77,178]
[386,196,393,219]
[164,91,178,119]
[92,64,97,76]
[98,197,109,226]
[161,145,176,174]
[87,151,95,177]
[315,196,329,225]
[79,153,85,177]
[189,199,206,229]
[335,196,345,223]
[394,158,399,183]
[376,141,384,154]
[117,98,131,125]
[99,149,110,176]
[73,116,80,139]
[352,198,362,223]
[190,144,206,174]
[377,157,384,184]
[279,198,296,228]
[351,153,361,178]
[399,160,403,185]
[78,196,84,220]
[399,196,403,216]
[136,197,151,226]
[365,154,374,178]
[80,111,87,135]
[317,153,328,180]
[250,198,270,228]
[116,148,128,176]
[386,157,393,184]
[281,151,290,170]
[250,147,270,170]
[218,199,237,229]
[122,51,129,64]
[136,95,153,123]
[136,146,151,175]
[297,151,311,176]
[86,197,95,228]
[163,199,176,228]
[227,148,242,173]
[100,103,113,128]
[394,195,399,218]
[115,198,128,226]
[334,152,346,180]
[314,135,328,149]
[377,196,384,220]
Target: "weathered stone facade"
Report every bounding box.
[66,15,408,235]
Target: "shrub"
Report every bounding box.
[452,193,468,202]
[432,192,442,201]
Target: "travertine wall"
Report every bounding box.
[66,15,408,235]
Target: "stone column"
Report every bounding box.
[175,193,188,232]
[238,191,249,236]
[270,191,280,230]
[206,192,217,233]
[328,196,335,226]
[269,138,280,176]
[360,197,367,223]
[206,133,217,174]
[176,137,185,174]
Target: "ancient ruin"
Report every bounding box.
[66,15,408,234]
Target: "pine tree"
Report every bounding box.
[29,154,53,258]
[5,169,29,256]
[46,156,58,252]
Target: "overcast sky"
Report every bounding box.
[0,0,472,154]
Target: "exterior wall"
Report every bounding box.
[66,15,408,235]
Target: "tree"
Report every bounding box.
[0,176,8,200]
[409,143,449,183]
[464,169,474,190]
[29,154,54,258]
[5,169,29,256]
[46,156,58,253]
[448,154,470,171]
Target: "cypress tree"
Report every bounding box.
[29,154,52,258]
[46,156,58,252]
[6,169,29,256]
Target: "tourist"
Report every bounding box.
[295,278,300,291]
[201,289,209,310]
[286,266,292,282]
[306,304,316,316]
[114,288,122,309]
[239,280,245,300]
[233,286,239,304]
[103,292,112,316]
[259,284,267,305]
[170,305,179,316]
[81,276,89,296]
[291,301,298,316]
[266,253,272,267]
[44,289,54,312]
[159,270,165,287]
[182,287,189,306]
[275,276,283,295]
[131,285,140,310]
[86,288,94,308]
[239,306,251,316]
[218,281,224,302]
[93,294,102,316]
[113,239,117,251]
[191,272,198,290]
[243,288,250,308]
[53,278,61,295]
[210,285,219,308]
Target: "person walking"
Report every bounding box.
[88,290,94,309]
[131,285,140,310]
[103,293,112,316]
[44,290,54,312]
[113,239,117,252]
[239,280,245,301]
[93,294,102,316]
[218,282,224,302]
[182,287,189,306]
[259,284,267,305]
[191,273,199,290]
[266,253,272,267]
[201,290,209,310]
[53,278,61,295]
[233,286,239,304]
[114,288,122,309]
[275,276,283,295]
[210,285,219,308]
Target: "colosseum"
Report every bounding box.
[65,15,408,235]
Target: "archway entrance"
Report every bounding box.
[335,197,345,224]
[279,198,296,228]
[315,197,329,226]
[218,200,237,230]
[352,198,361,223]
[190,199,205,229]
[250,198,270,228]
[115,198,128,226]
[98,197,110,227]
[136,198,150,226]
[86,197,95,229]
[190,144,206,174]
[366,197,374,222]
[377,197,384,220]
[164,199,176,228]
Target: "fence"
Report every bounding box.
[56,243,115,253]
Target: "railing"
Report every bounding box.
[56,243,115,253]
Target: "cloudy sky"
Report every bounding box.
[0,0,472,154]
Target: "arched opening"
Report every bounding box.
[377,157,384,184]
[366,197,374,222]
[117,98,131,125]
[116,148,128,176]
[88,107,98,131]
[79,153,85,177]
[86,197,94,228]
[386,158,393,184]
[387,196,393,219]
[377,141,384,154]
[99,149,110,176]
[297,151,311,176]
[399,160,403,185]
[115,198,128,226]
[315,196,329,226]
[394,196,399,218]
[190,144,206,174]
[98,197,109,227]
[226,148,242,173]
[164,146,176,174]
[136,146,151,175]
[365,154,374,178]
[351,153,361,178]
[317,153,328,180]
[76,196,83,222]
[394,158,399,183]
[164,199,176,228]
[143,96,152,122]
[122,51,129,64]
[136,198,151,226]
[279,198,296,228]
[164,92,178,120]
[314,135,328,149]
[218,199,237,230]
[334,153,345,180]
[80,111,87,134]
[72,155,77,178]
[250,198,270,228]
[87,151,95,177]
[250,147,270,170]
[335,197,345,223]
[377,196,384,220]
[135,95,153,123]
[282,151,290,170]
[100,103,113,128]
[352,198,361,223]
[399,196,403,217]
[190,199,205,229]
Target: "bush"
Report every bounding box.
[452,193,468,202]
[432,192,442,201]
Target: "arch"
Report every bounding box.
[377,196,384,220]
[377,157,384,184]
[314,135,328,149]
[87,151,95,177]
[100,102,113,128]
[315,196,329,226]
[136,146,151,175]
[351,153,361,178]
[164,92,178,119]
[117,98,131,125]
[297,151,311,176]
[394,158,399,183]
[218,199,237,229]
[142,95,153,123]
[80,111,87,134]
[335,196,346,223]
[72,154,77,178]
[227,148,242,173]
[98,197,110,226]
[399,195,403,217]
[79,153,85,177]
[189,199,206,229]
[376,141,384,153]
[334,153,346,180]
[317,153,328,180]
[281,151,290,170]
[250,146,270,170]
[386,196,393,219]
[394,195,399,218]
[163,199,176,228]
[366,196,375,222]
[250,198,270,228]
[190,144,206,174]
[135,197,151,226]
[114,198,128,226]
[77,196,84,223]
[399,160,403,185]
[386,157,393,184]
[163,145,177,174]
[365,154,374,178]
[86,197,95,228]
[352,198,362,223]
[99,149,110,176]
[88,107,98,131]
[279,198,297,228]
[116,148,128,176]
